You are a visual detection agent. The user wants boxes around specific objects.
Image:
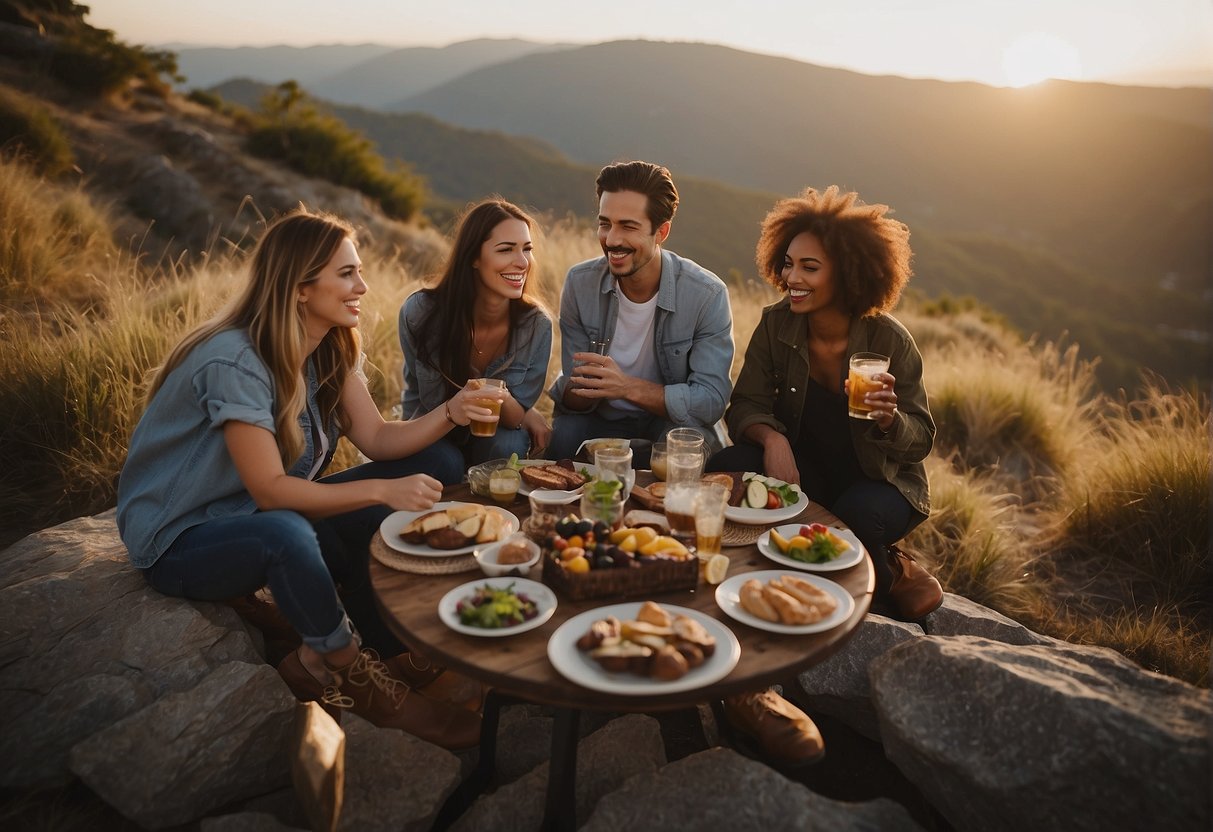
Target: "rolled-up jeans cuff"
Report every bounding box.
[301,613,355,654]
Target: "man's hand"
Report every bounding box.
[568,352,668,416]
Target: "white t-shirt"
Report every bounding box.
[606,290,662,414]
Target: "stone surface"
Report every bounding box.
[451,713,666,831]
[69,661,296,829]
[871,635,1213,832]
[797,614,924,740]
[923,593,1056,646]
[0,512,261,788]
[581,747,923,831]
[200,812,307,831]
[337,713,462,832]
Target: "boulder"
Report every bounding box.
[70,661,296,829]
[337,713,462,832]
[123,153,213,245]
[200,813,307,831]
[450,713,666,831]
[581,746,923,831]
[870,635,1212,832]
[923,593,1056,646]
[0,512,262,788]
[796,614,924,740]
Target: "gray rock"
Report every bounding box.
[871,635,1213,832]
[494,703,556,784]
[69,661,296,829]
[451,713,666,831]
[337,713,462,832]
[582,747,923,831]
[124,153,213,244]
[923,593,1056,645]
[796,614,924,740]
[0,514,261,788]
[200,812,307,831]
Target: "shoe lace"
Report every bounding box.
[320,686,355,709]
[349,649,411,709]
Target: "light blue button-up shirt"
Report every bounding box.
[548,248,734,430]
[117,329,334,567]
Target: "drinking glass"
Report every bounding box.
[579,487,624,531]
[663,482,699,547]
[593,446,635,499]
[488,467,521,505]
[665,427,705,455]
[847,353,890,420]
[649,441,668,481]
[468,378,506,437]
[666,449,704,485]
[693,482,730,557]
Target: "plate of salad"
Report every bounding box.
[724,473,810,525]
[438,578,557,637]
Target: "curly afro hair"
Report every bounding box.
[755,186,912,317]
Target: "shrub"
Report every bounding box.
[248,83,426,221]
[0,87,74,176]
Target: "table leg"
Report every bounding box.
[432,689,510,830]
[540,706,580,832]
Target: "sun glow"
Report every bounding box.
[1001,32,1084,87]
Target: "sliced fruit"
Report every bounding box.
[609,527,635,543]
[630,526,659,546]
[745,480,768,509]
[560,545,586,562]
[788,535,811,550]
[618,534,638,553]
[565,555,591,573]
[704,554,730,585]
[769,528,791,553]
[639,535,683,555]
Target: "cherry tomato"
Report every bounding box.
[766,490,782,509]
[552,537,568,550]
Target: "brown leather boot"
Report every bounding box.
[381,651,445,689]
[722,690,825,767]
[886,545,944,620]
[324,650,482,750]
[276,649,343,724]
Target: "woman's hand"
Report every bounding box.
[448,381,505,428]
[383,473,443,512]
[761,432,801,486]
[864,371,899,433]
[522,407,551,456]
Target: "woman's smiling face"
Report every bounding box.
[474,218,533,300]
[782,231,841,314]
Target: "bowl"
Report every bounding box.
[474,533,542,577]
[467,458,510,497]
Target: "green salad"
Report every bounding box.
[456,583,539,629]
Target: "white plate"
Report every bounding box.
[379,502,520,557]
[438,577,557,637]
[714,570,855,634]
[517,460,594,497]
[724,487,810,525]
[546,602,741,695]
[756,525,865,572]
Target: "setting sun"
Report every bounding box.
[1002,32,1084,87]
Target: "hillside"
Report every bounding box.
[173,42,398,89]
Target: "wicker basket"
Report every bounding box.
[541,550,698,600]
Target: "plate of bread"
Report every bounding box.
[517,459,591,496]
[714,570,854,634]
[380,502,520,556]
[547,600,740,695]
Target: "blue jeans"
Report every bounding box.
[436,426,532,468]
[548,411,673,467]
[142,448,455,655]
[706,444,917,597]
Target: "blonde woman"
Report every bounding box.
[117,209,489,749]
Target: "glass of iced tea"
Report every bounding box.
[847,353,890,420]
[666,450,704,485]
[649,441,668,481]
[488,467,521,504]
[468,378,506,437]
[664,482,700,547]
[692,482,729,557]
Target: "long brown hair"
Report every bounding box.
[408,198,544,392]
[150,209,359,467]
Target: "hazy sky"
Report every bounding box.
[87,0,1212,88]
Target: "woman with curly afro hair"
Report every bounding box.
[710,186,941,619]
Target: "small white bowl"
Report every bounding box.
[474,533,542,577]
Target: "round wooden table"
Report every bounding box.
[370,483,874,830]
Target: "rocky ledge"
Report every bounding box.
[1,512,1208,830]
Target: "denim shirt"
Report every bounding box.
[116,329,336,567]
[547,248,734,429]
[397,290,553,418]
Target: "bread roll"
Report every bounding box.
[772,575,838,616]
[637,601,672,627]
[739,579,779,622]
[762,583,817,625]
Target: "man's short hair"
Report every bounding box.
[595,160,679,231]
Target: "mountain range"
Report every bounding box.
[202,39,1210,391]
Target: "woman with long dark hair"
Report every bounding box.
[117,209,482,749]
[399,198,552,473]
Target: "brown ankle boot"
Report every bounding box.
[381,651,445,689]
[276,649,343,723]
[722,690,825,767]
[324,650,481,750]
[886,545,944,620]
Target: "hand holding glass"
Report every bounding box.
[468,378,506,436]
[847,353,890,420]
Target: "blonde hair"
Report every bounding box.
[151,209,359,467]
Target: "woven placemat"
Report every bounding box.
[722,520,766,547]
[370,534,479,575]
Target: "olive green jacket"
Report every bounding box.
[725,299,934,522]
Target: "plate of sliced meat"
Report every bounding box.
[518,459,591,496]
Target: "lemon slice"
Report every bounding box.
[703,554,730,585]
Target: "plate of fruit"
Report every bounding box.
[756,523,864,572]
[544,516,693,573]
[722,473,809,524]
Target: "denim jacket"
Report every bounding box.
[547,249,734,430]
[117,329,336,567]
[398,291,552,418]
[726,302,934,522]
